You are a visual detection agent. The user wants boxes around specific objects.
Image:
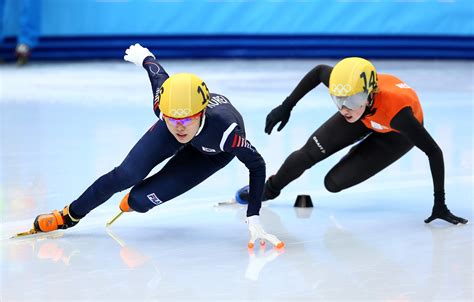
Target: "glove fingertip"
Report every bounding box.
[278,120,288,131]
[265,125,273,135]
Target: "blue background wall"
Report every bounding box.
[1,0,473,59]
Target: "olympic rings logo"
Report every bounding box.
[331,84,352,96]
[169,108,192,117]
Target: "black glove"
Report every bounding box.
[424,204,468,225]
[265,103,292,134]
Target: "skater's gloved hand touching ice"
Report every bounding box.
[425,204,468,225]
[246,215,284,249]
[124,43,155,67]
[265,99,293,134]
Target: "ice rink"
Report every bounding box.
[1,59,473,301]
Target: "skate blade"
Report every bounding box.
[106,211,124,227]
[214,199,238,207]
[10,228,38,239]
[10,230,64,241]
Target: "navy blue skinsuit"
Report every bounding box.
[69,57,265,217]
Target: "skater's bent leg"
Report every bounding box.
[69,121,181,218]
[270,113,369,193]
[127,146,234,212]
[324,132,414,193]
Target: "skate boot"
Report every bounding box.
[235,185,250,204]
[235,176,281,204]
[263,176,281,201]
[104,194,133,228]
[33,205,80,233]
[119,193,134,212]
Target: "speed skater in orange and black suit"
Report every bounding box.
[237,57,468,225]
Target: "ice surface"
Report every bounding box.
[1,59,472,301]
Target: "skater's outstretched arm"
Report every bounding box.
[265,64,333,134]
[124,43,169,117]
[221,124,284,248]
[391,107,468,225]
[222,125,265,217]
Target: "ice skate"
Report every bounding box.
[11,205,80,238]
[236,177,281,204]
[33,205,80,233]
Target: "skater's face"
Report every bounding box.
[331,90,370,123]
[164,111,203,143]
[338,103,366,123]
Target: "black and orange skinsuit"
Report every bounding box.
[266,65,448,211]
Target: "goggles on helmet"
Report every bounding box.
[330,91,369,110]
[163,111,203,127]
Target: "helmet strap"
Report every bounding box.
[198,109,206,127]
[367,93,374,107]
[362,93,376,118]
[194,109,207,137]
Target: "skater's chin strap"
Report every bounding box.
[361,93,377,119]
[195,112,206,137]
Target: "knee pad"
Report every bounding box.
[324,174,341,193]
